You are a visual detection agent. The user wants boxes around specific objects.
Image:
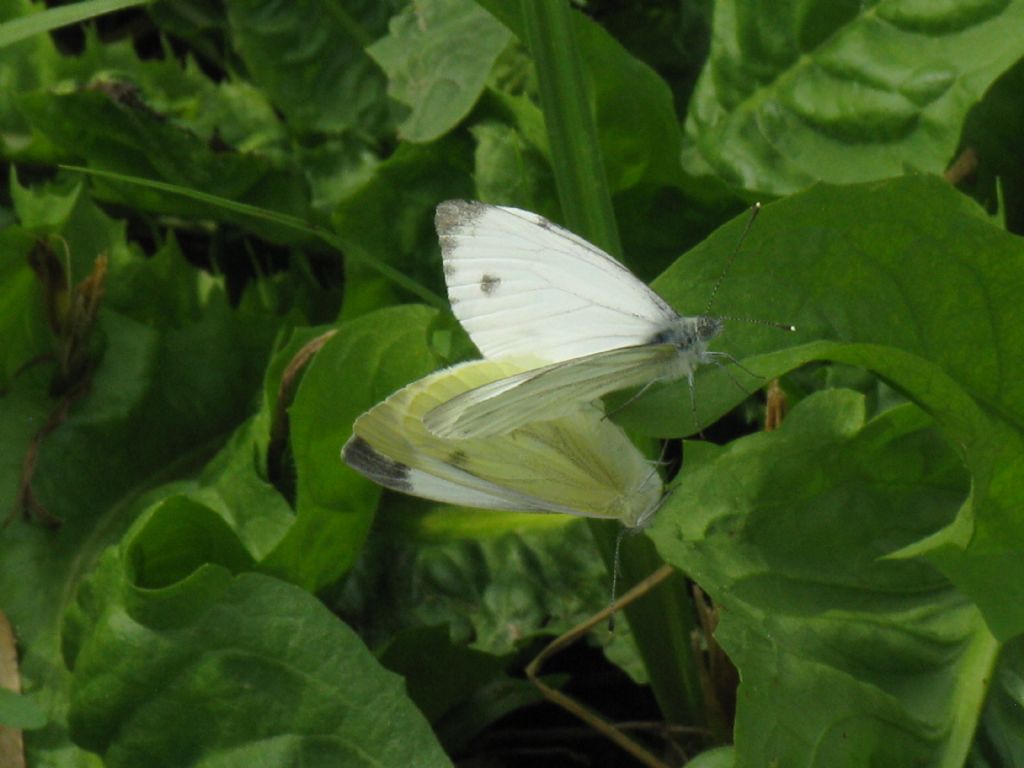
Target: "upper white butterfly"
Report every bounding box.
[426,200,729,439]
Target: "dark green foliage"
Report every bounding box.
[1,0,1023,766]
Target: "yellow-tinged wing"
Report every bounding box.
[423,344,681,439]
[342,359,662,528]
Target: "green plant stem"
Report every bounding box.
[517,0,621,258]
[516,0,702,726]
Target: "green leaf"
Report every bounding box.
[377,626,509,723]
[261,305,442,590]
[686,746,737,768]
[143,1,226,68]
[66,503,451,767]
[339,507,616,655]
[182,416,295,564]
[0,225,48,385]
[684,0,1024,194]
[0,687,46,731]
[331,134,474,319]
[367,0,512,143]
[623,176,1024,638]
[468,99,557,216]
[103,234,198,327]
[0,0,63,143]
[969,636,1024,766]
[66,29,288,157]
[225,0,396,136]
[572,8,686,193]
[650,390,994,766]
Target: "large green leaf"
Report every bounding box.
[683,0,1024,195]
[618,176,1024,639]
[367,0,512,143]
[64,498,451,767]
[262,305,443,590]
[650,390,993,766]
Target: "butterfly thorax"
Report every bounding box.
[647,315,723,378]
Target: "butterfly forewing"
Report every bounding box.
[438,201,679,361]
[424,344,681,439]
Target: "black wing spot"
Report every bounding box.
[480,273,501,295]
[343,437,413,492]
[448,449,469,467]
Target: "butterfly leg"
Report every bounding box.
[601,378,659,422]
[607,527,627,630]
[710,357,757,398]
[708,350,762,382]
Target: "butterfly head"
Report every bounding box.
[695,315,724,345]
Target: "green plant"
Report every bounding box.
[1,1,1022,766]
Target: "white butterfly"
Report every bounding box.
[424,200,776,439]
[341,359,662,529]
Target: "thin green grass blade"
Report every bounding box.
[60,164,445,308]
[517,0,621,259]
[0,0,152,48]
[515,0,702,726]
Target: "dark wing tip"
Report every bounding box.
[342,436,413,492]
[435,199,485,236]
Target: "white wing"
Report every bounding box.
[437,200,680,361]
[424,345,684,439]
[342,360,662,527]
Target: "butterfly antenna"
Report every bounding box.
[704,202,762,316]
[601,379,659,423]
[719,314,797,333]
